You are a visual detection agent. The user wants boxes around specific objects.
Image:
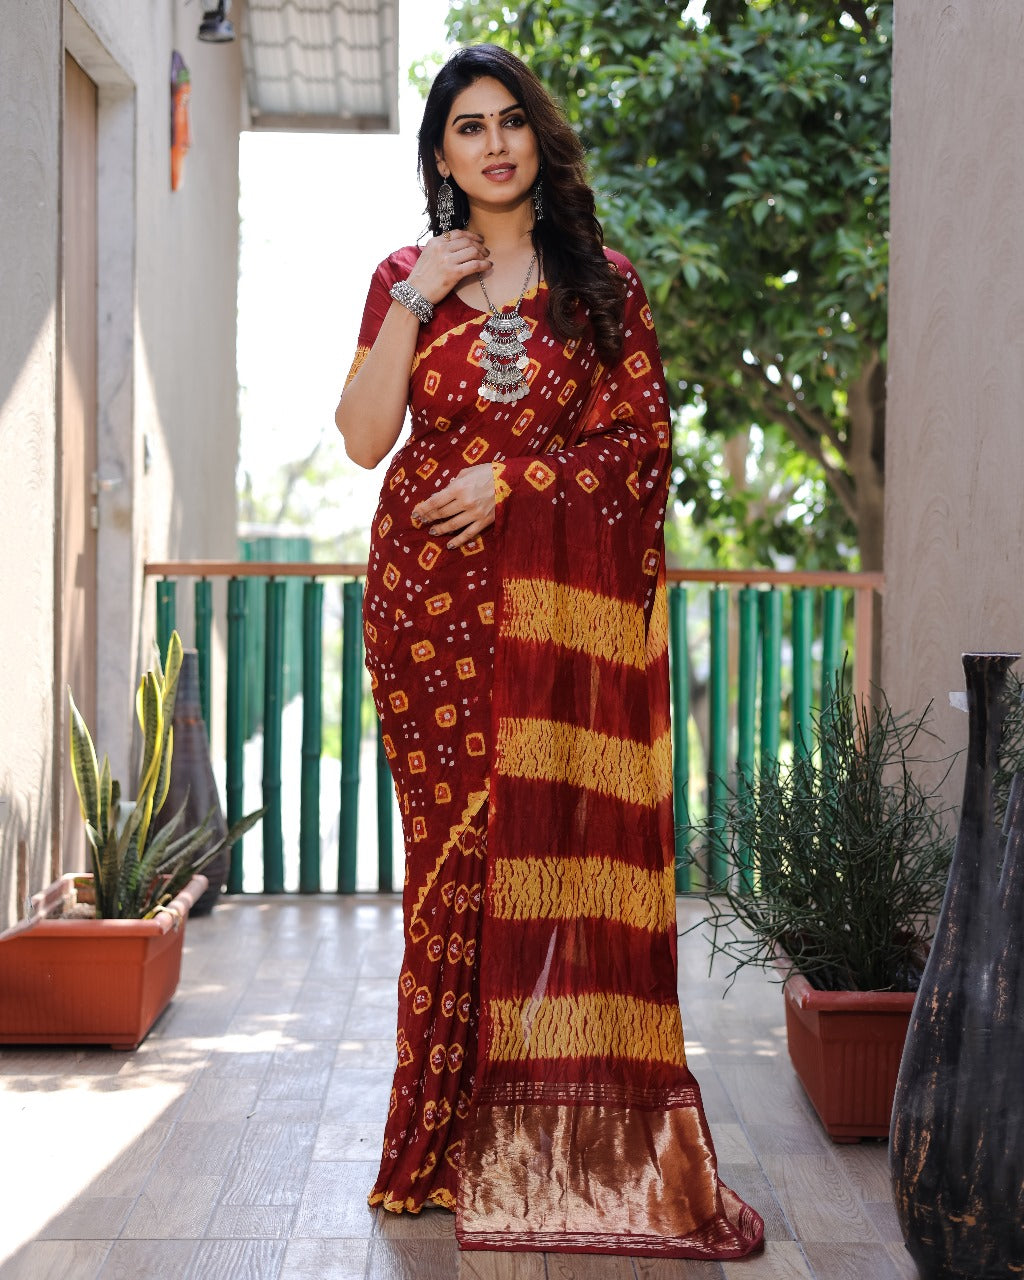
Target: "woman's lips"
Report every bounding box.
[482,165,516,182]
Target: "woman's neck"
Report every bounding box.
[466,202,535,255]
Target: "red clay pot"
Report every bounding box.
[784,970,915,1142]
[0,872,207,1050]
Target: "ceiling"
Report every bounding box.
[240,0,399,133]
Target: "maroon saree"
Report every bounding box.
[350,245,763,1258]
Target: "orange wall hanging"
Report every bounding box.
[170,51,191,191]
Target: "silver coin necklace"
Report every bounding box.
[477,252,538,404]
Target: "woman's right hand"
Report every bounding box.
[407,231,492,306]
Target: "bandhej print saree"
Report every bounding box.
[349,245,764,1258]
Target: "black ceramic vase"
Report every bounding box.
[890,652,1024,1278]
[152,648,229,916]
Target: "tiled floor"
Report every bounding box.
[0,898,917,1280]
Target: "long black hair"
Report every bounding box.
[417,45,627,364]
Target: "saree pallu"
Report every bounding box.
[352,246,763,1257]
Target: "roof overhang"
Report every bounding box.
[240,0,399,134]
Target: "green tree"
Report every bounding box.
[445,0,890,570]
[238,439,370,564]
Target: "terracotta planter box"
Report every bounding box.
[0,873,207,1051]
[784,970,915,1142]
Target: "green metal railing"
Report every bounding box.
[238,534,311,737]
[666,568,880,890]
[145,560,883,896]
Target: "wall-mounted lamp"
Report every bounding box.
[198,0,234,42]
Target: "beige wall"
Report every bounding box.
[885,0,1024,802]
[0,1,243,929]
[0,5,63,921]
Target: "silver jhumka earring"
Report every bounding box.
[532,176,544,222]
[437,177,455,236]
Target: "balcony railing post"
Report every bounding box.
[820,587,845,780]
[339,578,364,894]
[245,567,266,740]
[737,586,759,893]
[156,580,177,665]
[226,577,247,893]
[194,578,213,733]
[262,578,286,893]
[821,588,844,707]
[853,585,875,710]
[377,720,394,894]
[760,588,783,769]
[707,586,729,884]
[791,587,813,758]
[668,584,690,893]
[300,580,324,894]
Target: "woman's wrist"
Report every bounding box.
[389,280,434,324]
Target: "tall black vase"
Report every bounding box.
[890,652,1024,1278]
[152,649,229,917]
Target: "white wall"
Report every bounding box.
[0,0,243,929]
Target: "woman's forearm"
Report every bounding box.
[335,302,421,469]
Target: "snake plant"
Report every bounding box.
[68,630,261,919]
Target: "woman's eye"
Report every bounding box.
[458,122,482,135]
[504,115,527,129]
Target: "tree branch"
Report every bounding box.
[747,476,804,525]
[843,2,876,34]
[273,439,324,526]
[746,360,848,460]
[239,469,255,525]
[786,393,848,462]
[738,363,858,521]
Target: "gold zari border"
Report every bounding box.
[457,1102,764,1255]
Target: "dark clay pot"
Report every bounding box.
[152,649,229,916]
[890,652,1024,1278]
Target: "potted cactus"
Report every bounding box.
[0,631,261,1049]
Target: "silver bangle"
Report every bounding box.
[389,280,434,324]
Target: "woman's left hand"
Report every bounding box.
[412,465,496,550]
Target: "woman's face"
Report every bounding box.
[436,75,540,215]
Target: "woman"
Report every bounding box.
[335,44,764,1259]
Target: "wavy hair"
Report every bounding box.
[417,45,627,364]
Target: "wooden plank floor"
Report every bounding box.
[0,898,917,1280]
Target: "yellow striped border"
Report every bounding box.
[496,718,672,809]
[647,582,668,662]
[487,993,686,1066]
[489,856,676,933]
[500,578,647,669]
[410,319,477,375]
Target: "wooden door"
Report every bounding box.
[61,53,99,871]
